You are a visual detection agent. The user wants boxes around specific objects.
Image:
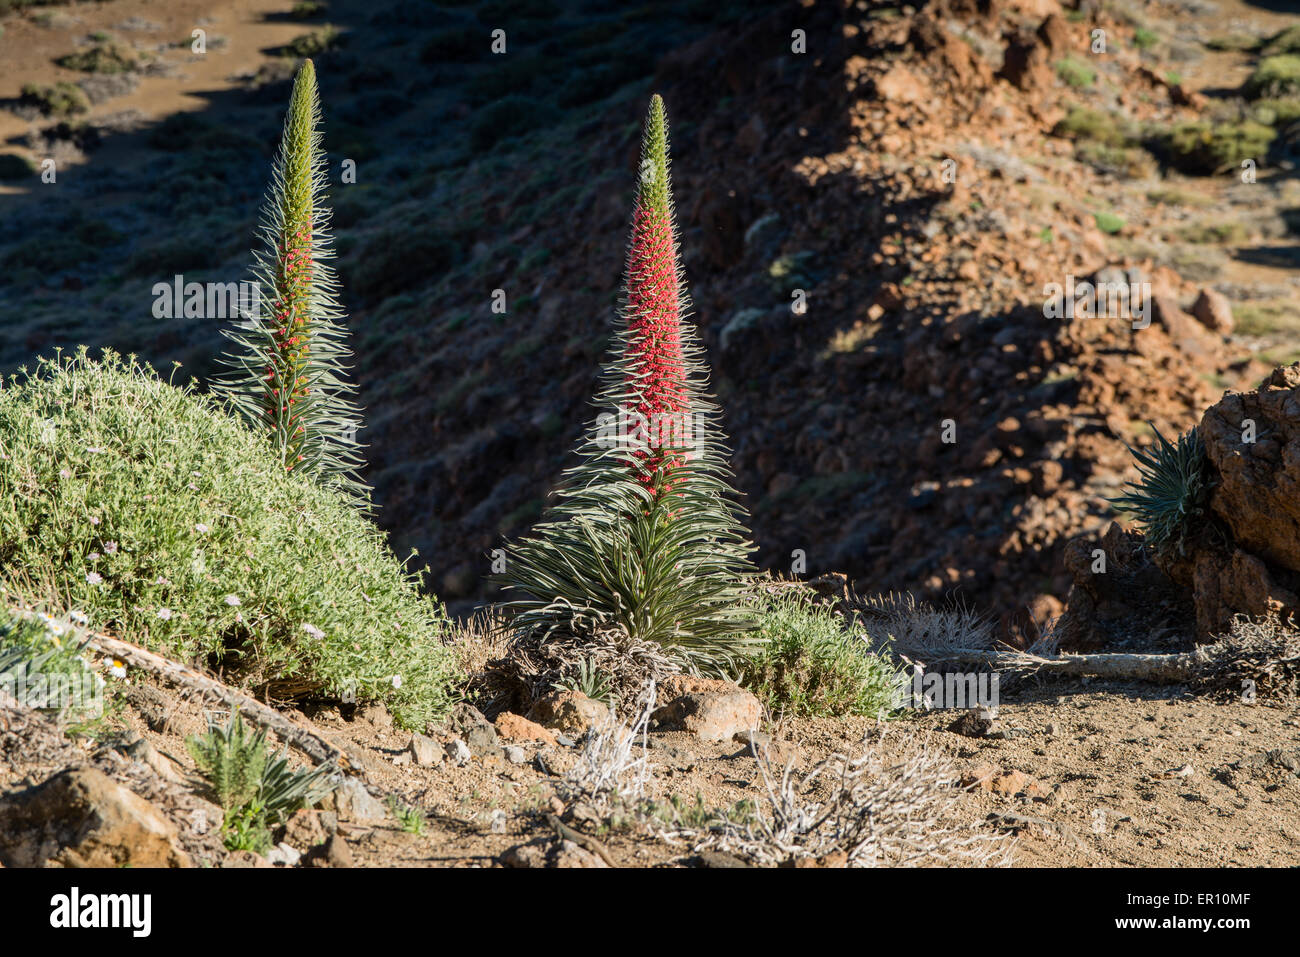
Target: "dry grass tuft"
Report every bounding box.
[651,726,1014,867]
[851,591,996,663]
[474,619,682,717]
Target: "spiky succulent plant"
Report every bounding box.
[1109,424,1210,556]
[499,95,759,673]
[214,59,368,501]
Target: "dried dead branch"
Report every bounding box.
[556,681,654,813]
[1191,614,1300,702]
[81,629,345,768]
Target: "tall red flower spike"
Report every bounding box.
[500,95,759,670]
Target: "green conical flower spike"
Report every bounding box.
[215,59,368,502]
[500,95,759,673]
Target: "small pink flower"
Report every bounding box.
[86,572,103,586]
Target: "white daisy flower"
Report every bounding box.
[109,659,127,679]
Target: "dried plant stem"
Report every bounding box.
[83,630,343,767]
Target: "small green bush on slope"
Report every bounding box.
[737,588,906,719]
[1159,120,1275,175]
[0,349,458,728]
[1244,55,1300,99]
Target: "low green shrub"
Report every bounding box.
[736,588,906,719]
[0,350,460,728]
[20,81,89,117]
[1204,33,1261,53]
[280,25,343,58]
[1261,25,1300,57]
[1244,55,1300,100]
[1055,57,1096,88]
[1251,97,1300,127]
[1159,120,1276,175]
[1052,106,1129,146]
[1094,211,1125,234]
[55,39,139,74]
[1075,142,1156,178]
[290,0,328,18]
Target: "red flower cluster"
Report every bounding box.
[263,221,314,464]
[624,200,688,495]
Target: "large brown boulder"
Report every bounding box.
[1055,523,1192,650]
[998,34,1052,92]
[1166,362,1300,637]
[1201,364,1300,574]
[526,689,609,737]
[0,768,191,868]
[1191,548,1300,639]
[652,677,762,742]
[1036,13,1072,54]
[1191,289,1234,334]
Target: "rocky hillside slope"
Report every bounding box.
[1,0,1298,631]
